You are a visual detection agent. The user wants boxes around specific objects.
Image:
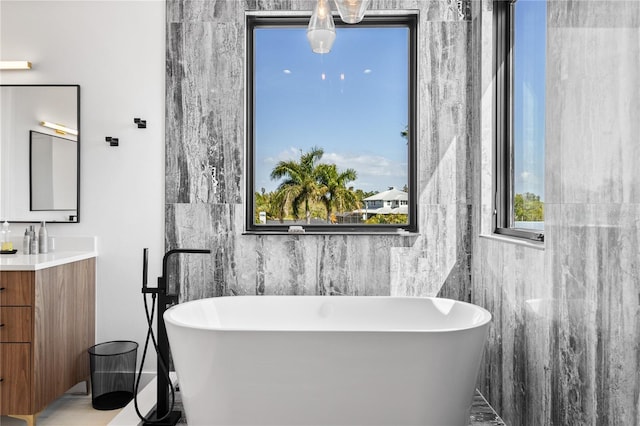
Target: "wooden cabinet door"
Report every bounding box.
[0,272,33,306]
[0,343,31,414]
[0,307,33,342]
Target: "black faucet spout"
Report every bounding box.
[160,249,210,294]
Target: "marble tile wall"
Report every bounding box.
[165,0,640,423]
[165,0,475,300]
[473,1,640,425]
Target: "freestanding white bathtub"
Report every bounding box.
[164,296,491,426]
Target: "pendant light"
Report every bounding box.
[307,0,336,54]
[333,0,371,24]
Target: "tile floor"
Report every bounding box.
[0,375,157,426]
[1,393,121,426]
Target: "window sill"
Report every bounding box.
[243,230,420,237]
[479,233,545,250]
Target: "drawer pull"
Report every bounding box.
[0,323,4,327]
[0,287,5,291]
[0,378,3,382]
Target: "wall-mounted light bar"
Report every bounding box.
[0,61,32,70]
[40,121,78,136]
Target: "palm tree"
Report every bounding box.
[317,164,359,223]
[270,146,325,224]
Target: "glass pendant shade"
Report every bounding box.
[307,0,336,54]
[333,0,371,24]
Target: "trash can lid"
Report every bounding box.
[88,340,138,356]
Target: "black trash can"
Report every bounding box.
[88,340,138,410]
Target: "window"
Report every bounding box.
[494,0,546,242]
[246,14,417,233]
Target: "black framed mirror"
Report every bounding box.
[30,130,78,212]
[0,84,80,223]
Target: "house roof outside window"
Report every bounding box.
[363,187,408,203]
[360,187,409,215]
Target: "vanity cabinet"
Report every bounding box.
[0,258,95,425]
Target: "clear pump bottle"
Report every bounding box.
[29,225,38,254]
[1,221,12,251]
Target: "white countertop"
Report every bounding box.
[0,236,98,271]
[0,250,98,271]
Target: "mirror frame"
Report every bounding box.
[0,84,80,223]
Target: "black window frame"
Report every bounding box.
[245,13,418,234]
[493,0,544,243]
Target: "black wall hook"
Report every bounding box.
[106,136,119,147]
[134,118,147,129]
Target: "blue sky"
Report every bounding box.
[254,26,409,194]
[254,3,547,199]
[513,0,546,200]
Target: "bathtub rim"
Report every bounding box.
[164,295,492,334]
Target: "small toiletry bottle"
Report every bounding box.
[1,221,12,251]
[29,225,38,254]
[38,221,48,254]
[23,228,31,254]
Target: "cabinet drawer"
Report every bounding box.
[0,272,33,306]
[0,307,32,342]
[0,343,31,414]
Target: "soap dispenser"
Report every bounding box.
[29,225,38,254]
[1,221,12,251]
[38,221,48,254]
[23,228,31,254]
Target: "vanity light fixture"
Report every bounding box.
[0,61,32,70]
[40,121,78,136]
[333,0,371,24]
[307,0,336,54]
